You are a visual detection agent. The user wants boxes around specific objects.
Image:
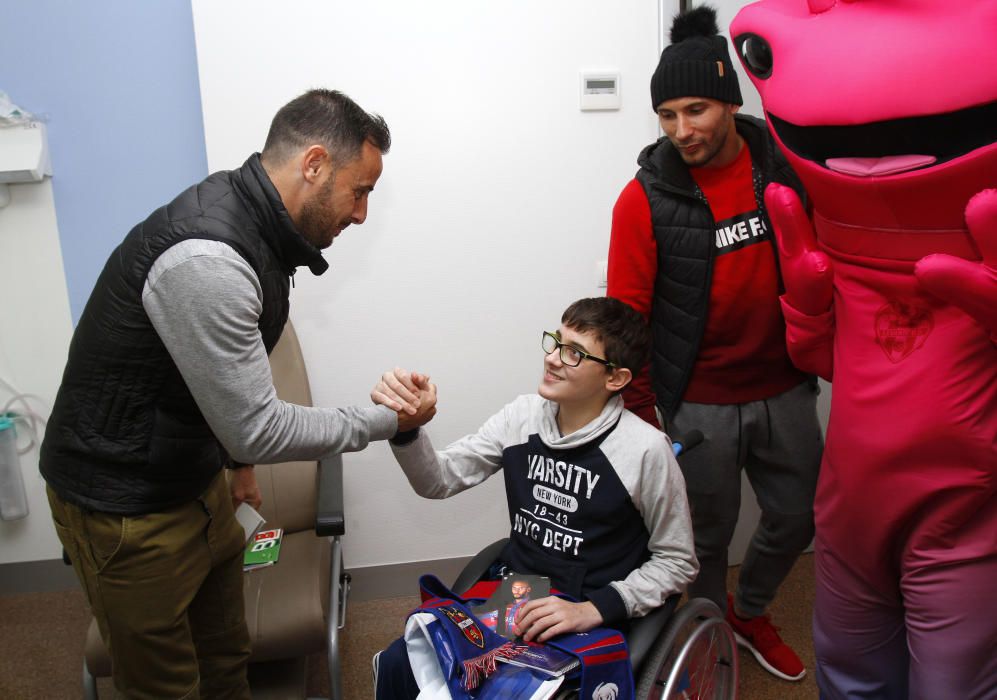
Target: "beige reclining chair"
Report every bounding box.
[82,321,350,699]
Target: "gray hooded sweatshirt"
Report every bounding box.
[391,393,698,625]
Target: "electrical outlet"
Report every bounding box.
[596,260,608,288]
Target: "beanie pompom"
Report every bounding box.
[670,5,721,44]
[651,4,742,110]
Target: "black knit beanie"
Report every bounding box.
[650,5,742,110]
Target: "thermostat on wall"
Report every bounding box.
[580,72,621,111]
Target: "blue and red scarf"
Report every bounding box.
[408,575,633,699]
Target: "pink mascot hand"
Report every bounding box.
[915,189,997,341]
[765,183,834,316]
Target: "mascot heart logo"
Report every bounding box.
[874,300,934,363]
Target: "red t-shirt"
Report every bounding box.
[607,144,803,422]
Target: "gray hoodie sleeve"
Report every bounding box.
[389,400,518,498]
[605,418,700,619]
[142,239,397,464]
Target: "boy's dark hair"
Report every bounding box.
[262,89,391,167]
[561,297,650,374]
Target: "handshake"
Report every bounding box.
[371,367,438,433]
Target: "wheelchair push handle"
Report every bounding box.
[671,429,703,457]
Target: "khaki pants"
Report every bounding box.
[48,471,251,700]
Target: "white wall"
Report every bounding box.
[0,179,74,563]
[192,0,674,568]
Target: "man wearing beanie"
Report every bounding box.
[607,5,822,684]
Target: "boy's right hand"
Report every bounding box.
[372,368,438,432]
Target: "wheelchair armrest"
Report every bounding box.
[452,538,509,594]
[628,594,680,669]
[316,454,345,537]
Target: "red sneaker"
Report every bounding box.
[725,594,805,681]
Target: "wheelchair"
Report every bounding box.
[452,538,739,700]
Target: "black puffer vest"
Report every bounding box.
[41,154,328,515]
[635,115,804,421]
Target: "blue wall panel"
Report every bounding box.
[0,1,208,322]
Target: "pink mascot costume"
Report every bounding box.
[729,1,996,698]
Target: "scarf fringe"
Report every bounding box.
[461,641,529,690]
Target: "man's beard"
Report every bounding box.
[680,132,727,167]
[298,176,344,250]
[679,119,730,168]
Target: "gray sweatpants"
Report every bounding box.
[668,381,823,618]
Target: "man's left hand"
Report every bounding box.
[230,465,262,510]
[515,597,603,643]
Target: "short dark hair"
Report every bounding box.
[561,297,650,375]
[261,89,391,166]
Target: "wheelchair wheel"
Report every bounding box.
[634,598,738,700]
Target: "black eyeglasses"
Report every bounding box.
[541,331,615,368]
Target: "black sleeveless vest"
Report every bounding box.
[634,115,804,420]
[41,154,328,514]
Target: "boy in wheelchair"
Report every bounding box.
[372,297,699,698]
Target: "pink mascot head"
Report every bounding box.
[730,0,996,241]
[728,3,996,697]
